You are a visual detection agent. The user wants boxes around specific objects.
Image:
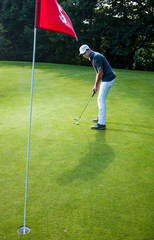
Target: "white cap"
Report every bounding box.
[79,44,89,55]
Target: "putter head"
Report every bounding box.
[74,118,79,121]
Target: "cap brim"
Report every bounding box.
[79,51,86,56]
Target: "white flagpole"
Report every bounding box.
[18,27,37,235]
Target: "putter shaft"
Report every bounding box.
[74,93,95,121]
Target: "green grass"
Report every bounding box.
[0,61,153,240]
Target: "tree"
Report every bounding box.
[0,23,12,59]
[0,0,153,70]
[95,0,154,69]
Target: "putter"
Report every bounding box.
[74,92,95,122]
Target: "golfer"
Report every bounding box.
[79,44,116,130]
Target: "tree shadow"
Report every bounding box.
[57,131,115,185]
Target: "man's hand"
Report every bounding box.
[93,84,99,94]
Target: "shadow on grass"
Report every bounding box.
[108,121,154,129]
[17,232,31,240]
[107,121,154,136]
[109,128,154,137]
[57,131,114,185]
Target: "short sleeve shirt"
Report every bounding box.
[89,51,116,82]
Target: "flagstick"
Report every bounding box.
[18,27,37,235]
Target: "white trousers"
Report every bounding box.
[97,79,115,125]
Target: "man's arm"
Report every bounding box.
[93,68,103,94]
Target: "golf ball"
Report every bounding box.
[76,122,79,125]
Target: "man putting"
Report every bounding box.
[79,45,116,130]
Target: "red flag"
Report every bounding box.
[35,0,78,41]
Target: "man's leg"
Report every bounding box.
[98,79,115,125]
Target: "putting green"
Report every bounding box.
[0,61,153,240]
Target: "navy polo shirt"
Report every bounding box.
[89,51,116,82]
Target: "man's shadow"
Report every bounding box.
[57,131,114,185]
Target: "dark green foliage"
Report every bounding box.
[0,0,153,70]
[94,0,154,69]
[0,23,12,59]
